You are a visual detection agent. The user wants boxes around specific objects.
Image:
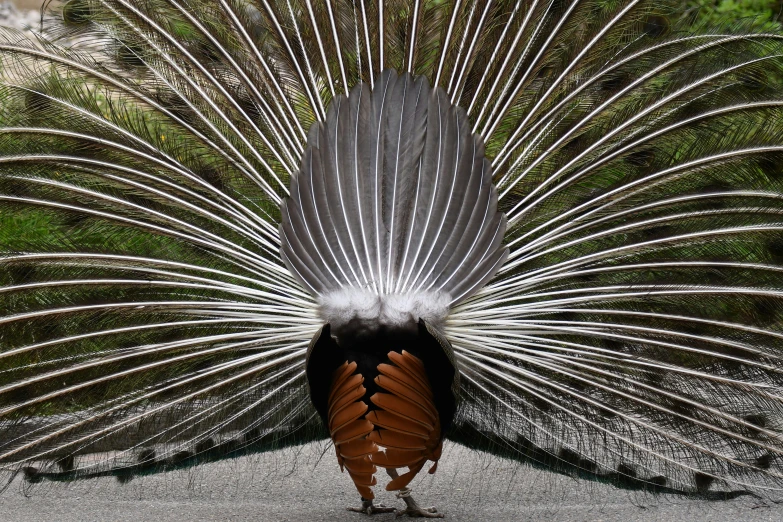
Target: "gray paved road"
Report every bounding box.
[2,442,782,521]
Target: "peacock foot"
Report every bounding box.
[394,489,444,518]
[394,506,443,518]
[347,498,397,516]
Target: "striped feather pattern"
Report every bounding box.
[327,352,442,499]
[280,69,507,328]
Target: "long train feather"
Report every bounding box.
[1,0,783,508]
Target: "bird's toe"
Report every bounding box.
[394,507,443,518]
[347,499,397,516]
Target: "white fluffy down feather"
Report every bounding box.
[318,288,451,333]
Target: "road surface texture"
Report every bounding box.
[2,442,782,521]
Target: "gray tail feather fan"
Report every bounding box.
[280,69,508,306]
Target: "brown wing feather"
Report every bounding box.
[371,351,443,492]
[327,363,378,499]
[327,351,443,499]
[365,410,431,437]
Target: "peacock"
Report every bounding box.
[2,0,783,517]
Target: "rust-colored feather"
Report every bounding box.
[326,351,443,499]
[365,410,431,437]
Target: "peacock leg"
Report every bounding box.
[346,497,396,515]
[386,469,444,518]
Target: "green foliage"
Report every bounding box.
[685,0,783,27]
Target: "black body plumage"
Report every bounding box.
[305,321,458,434]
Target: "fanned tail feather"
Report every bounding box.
[0,0,783,501]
